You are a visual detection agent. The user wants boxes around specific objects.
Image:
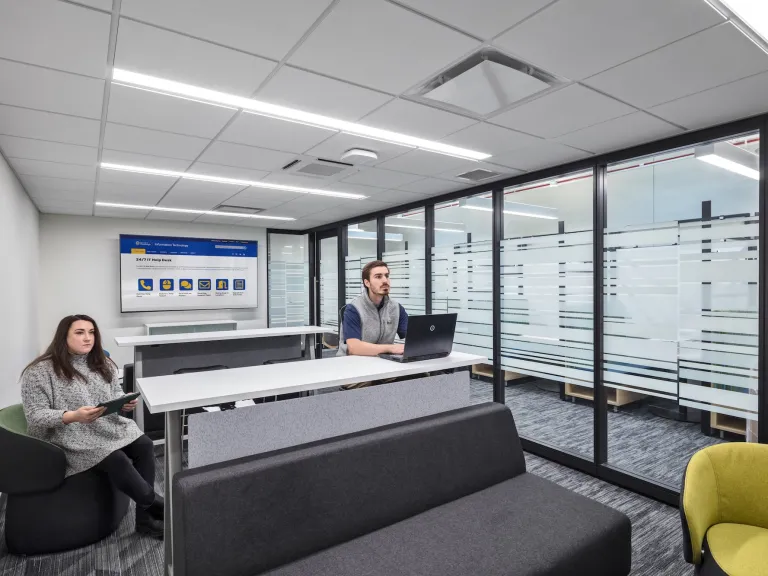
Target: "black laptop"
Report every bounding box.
[379,313,457,363]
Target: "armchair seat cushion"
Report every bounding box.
[702,524,768,576]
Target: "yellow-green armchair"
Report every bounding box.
[680,443,768,576]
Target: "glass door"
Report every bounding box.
[317,231,339,356]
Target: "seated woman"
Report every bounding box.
[20,314,163,539]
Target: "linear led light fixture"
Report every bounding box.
[348,229,403,241]
[111,69,491,161]
[694,141,759,180]
[95,201,295,220]
[459,197,558,220]
[712,1,768,50]
[100,163,366,199]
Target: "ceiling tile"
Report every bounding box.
[312,201,383,221]
[396,177,462,195]
[94,205,151,219]
[396,0,555,40]
[0,135,97,166]
[555,112,682,154]
[193,213,257,226]
[259,172,344,190]
[0,105,100,146]
[29,187,94,203]
[96,181,169,205]
[649,71,768,130]
[103,123,208,160]
[101,149,192,172]
[585,23,768,109]
[35,199,93,215]
[264,196,344,218]
[360,99,476,139]
[488,140,591,171]
[10,158,96,181]
[490,84,635,138]
[494,0,724,80]
[146,210,199,222]
[360,187,427,205]
[0,59,104,119]
[267,218,323,231]
[159,179,244,210]
[376,149,477,177]
[343,167,422,188]
[219,113,336,154]
[107,83,236,138]
[258,66,391,121]
[0,0,111,78]
[189,162,270,182]
[114,19,275,96]
[289,0,480,93]
[120,0,334,60]
[21,175,95,195]
[198,141,298,171]
[440,122,541,156]
[225,188,303,209]
[305,133,411,164]
[98,167,177,193]
[71,0,112,11]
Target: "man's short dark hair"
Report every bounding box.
[362,260,389,282]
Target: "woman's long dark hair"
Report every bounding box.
[24,314,115,383]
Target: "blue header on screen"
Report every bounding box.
[120,235,257,257]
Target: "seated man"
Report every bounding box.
[338,260,408,387]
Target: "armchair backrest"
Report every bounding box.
[681,443,768,564]
[0,404,27,435]
[0,404,66,495]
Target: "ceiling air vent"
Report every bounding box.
[214,205,263,215]
[406,48,565,118]
[456,168,501,182]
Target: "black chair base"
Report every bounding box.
[5,469,130,555]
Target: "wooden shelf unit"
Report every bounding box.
[564,383,645,407]
[710,412,747,436]
[471,364,525,382]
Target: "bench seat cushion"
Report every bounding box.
[264,472,631,576]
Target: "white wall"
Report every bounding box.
[38,215,268,369]
[0,154,39,408]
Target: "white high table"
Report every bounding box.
[136,351,485,576]
[115,326,325,435]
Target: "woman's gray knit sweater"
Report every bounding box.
[20,354,143,477]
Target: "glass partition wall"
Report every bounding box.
[501,172,595,458]
[305,121,765,505]
[604,133,760,488]
[267,233,309,327]
[383,209,426,316]
[432,193,494,404]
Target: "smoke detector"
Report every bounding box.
[407,48,565,118]
[340,148,378,163]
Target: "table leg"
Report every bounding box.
[307,333,316,360]
[164,409,182,576]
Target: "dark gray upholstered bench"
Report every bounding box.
[173,403,631,576]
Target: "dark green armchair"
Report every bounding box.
[0,404,129,555]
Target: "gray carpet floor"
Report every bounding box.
[0,447,694,576]
[470,379,724,489]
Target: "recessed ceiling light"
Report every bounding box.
[111,69,491,161]
[694,141,759,180]
[100,163,367,199]
[95,201,294,220]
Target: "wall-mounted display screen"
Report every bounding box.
[120,234,258,312]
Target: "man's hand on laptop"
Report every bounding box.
[387,343,405,355]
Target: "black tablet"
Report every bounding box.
[97,393,140,417]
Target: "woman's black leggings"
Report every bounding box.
[94,435,156,508]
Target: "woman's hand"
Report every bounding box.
[63,406,106,424]
[122,399,139,412]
